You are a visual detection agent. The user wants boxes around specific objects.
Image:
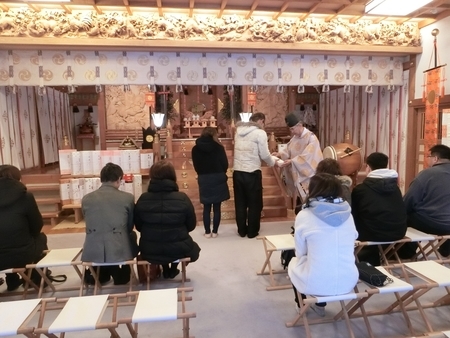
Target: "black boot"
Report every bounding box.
[169,263,180,279]
[162,264,171,279]
[6,273,23,291]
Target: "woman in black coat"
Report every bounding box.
[191,127,230,238]
[134,160,201,279]
[0,165,48,291]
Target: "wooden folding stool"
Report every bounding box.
[257,234,294,291]
[119,287,196,338]
[29,247,83,297]
[139,257,191,289]
[390,261,450,334]
[354,238,411,265]
[80,259,139,296]
[345,266,418,337]
[0,267,40,298]
[285,290,369,338]
[404,228,441,261]
[34,294,121,338]
[0,298,41,337]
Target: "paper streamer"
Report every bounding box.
[298,54,305,93]
[148,51,156,92]
[8,50,16,94]
[37,50,46,96]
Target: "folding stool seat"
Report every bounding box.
[257,234,295,291]
[285,290,369,338]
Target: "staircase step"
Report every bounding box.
[26,183,60,191]
[35,197,61,204]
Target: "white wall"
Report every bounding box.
[416,16,450,99]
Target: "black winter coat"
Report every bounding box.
[134,179,200,264]
[0,178,45,270]
[191,136,230,204]
[351,177,407,241]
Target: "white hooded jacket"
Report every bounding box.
[233,121,276,173]
[288,200,359,296]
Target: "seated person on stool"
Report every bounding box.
[351,152,407,266]
[402,144,450,258]
[288,173,358,317]
[0,165,48,291]
[134,160,201,279]
[81,163,138,285]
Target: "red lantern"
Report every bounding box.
[145,92,156,108]
[247,91,257,107]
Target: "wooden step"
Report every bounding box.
[25,183,60,191]
[35,197,61,204]
[20,173,60,185]
[41,211,61,227]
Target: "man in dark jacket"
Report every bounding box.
[351,152,407,266]
[0,165,47,291]
[403,144,450,257]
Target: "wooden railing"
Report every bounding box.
[271,166,294,210]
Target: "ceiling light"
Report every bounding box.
[365,0,432,16]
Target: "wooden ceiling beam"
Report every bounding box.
[373,17,387,24]
[325,0,356,22]
[217,0,227,18]
[122,0,132,15]
[156,0,163,17]
[349,15,363,23]
[60,4,72,14]
[300,0,322,20]
[397,0,444,24]
[245,0,259,20]
[92,5,103,14]
[273,1,290,20]
[0,3,9,11]
[27,3,40,12]
[419,9,450,28]
[189,0,194,17]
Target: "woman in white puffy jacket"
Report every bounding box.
[288,173,358,316]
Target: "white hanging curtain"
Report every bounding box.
[320,84,408,191]
[17,86,37,168]
[36,88,58,164]
[0,87,21,167]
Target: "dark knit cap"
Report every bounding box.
[285,113,302,127]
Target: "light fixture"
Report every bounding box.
[239,112,253,122]
[207,87,213,95]
[87,104,93,113]
[152,113,165,129]
[152,113,165,163]
[183,87,189,95]
[72,104,79,113]
[365,0,433,16]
